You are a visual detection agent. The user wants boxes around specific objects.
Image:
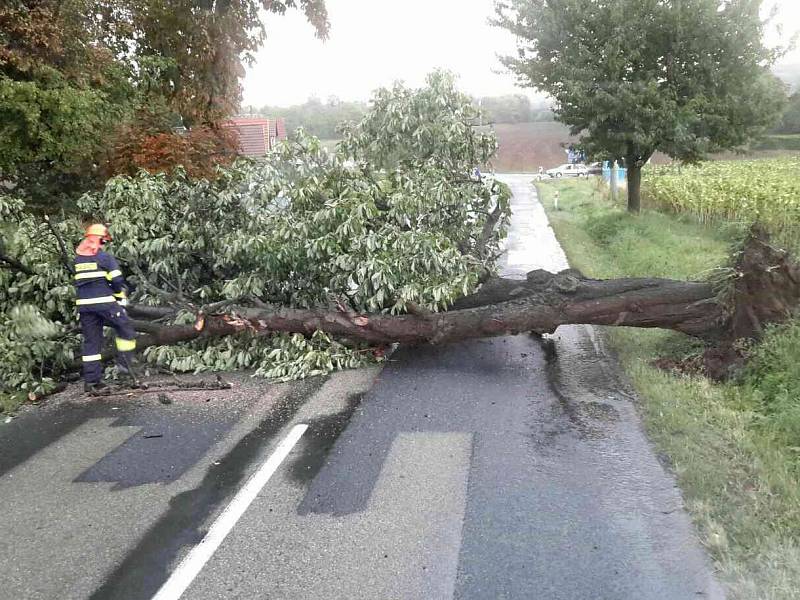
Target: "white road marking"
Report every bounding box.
[151,424,309,600]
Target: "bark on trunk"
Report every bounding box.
[130,272,724,352]
[123,227,800,379]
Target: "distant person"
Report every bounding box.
[567,147,577,164]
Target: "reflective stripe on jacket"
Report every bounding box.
[73,251,129,311]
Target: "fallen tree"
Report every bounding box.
[131,271,722,346]
[2,73,799,397]
[1,73,511,390]
[126,224,800,381]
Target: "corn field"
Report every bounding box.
[643,157,800,242]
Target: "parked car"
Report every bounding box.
[546,163,589,178]
[586,162,603,176]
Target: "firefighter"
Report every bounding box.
[73,223,137,394]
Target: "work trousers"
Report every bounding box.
[79,304,137,384]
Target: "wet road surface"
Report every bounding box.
[0,174,724,599]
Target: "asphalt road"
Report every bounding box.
[0,174,724,599]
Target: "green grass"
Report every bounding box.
[537,178,800,600]
[542,178,733,279]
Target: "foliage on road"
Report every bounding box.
[340,72,498,173]
[0,197,82,403]
[643,157,800,250]
[495,0,786,212]
[538,178,800,600]
[0,72,509,410]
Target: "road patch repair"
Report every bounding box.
[0,175,724,600]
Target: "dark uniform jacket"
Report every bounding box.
[73,251,128,311]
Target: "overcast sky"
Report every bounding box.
[241,0,800,108]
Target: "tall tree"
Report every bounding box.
[0,0,134,209]
[0,0,330,207]
[494,0,786,212]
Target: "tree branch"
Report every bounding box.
[43,215,74,274]
[128,262,181,305]
[0,252,34,275]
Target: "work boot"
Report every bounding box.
[84,381,111,396]
[117,375,144,389]
[116,367,143,389]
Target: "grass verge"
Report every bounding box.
[537,178,800,600]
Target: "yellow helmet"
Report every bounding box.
[84,223,112,242]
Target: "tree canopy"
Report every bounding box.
[494,0,786,212]
[129,0,329,128]
[774,91,800,134]
[0,0,134,208]
[0,0,329,209]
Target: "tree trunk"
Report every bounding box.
[130,273,724,351]
[123,226,800,380]
[627,160,642,213]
